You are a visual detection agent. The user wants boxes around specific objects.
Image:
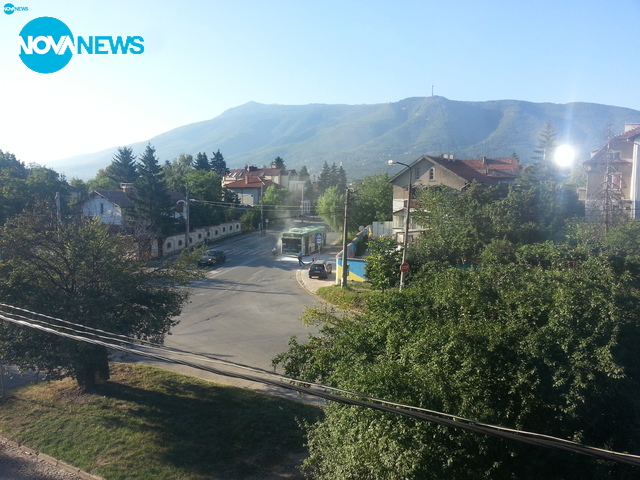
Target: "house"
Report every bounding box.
[223,175,282,206]
[224,164,299,189]
[583,123,640,219]
[389,154,521,242]
[82,183,187,227]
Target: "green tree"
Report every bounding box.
[210,149,228,176]
[185,169,224,227]
[106,146,138,184]
[530,121,559,182]
[335,165,348,192]
[0,161,72,224]
[0,150,27,178]
[363,236,402,290]
[134,144,173,234]
[411,183,496,266]
[0,151,29,223]
[162,153,194,192]
[317,161,332,194]
[298,165,310,180]
[262,185,290,221]
[352,173,392,227]
[86,168,119,192]
[273,156,286,169]
[275,248,640,479]
[316,185,345,232]
[0,211,196,392]
[194,152,210,171]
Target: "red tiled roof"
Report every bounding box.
[429,156,500,185]
[585,126,640,165]
[227,167,296,178]
[458,157,521,178]
[224,176,280,189]
[615,125,640,140]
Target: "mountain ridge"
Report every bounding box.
[52,96,640,180]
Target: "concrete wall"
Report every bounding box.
[162,221,242,255]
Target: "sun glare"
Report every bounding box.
[554,144,575,168]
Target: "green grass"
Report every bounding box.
[315,282,376,311]
[0,364,323,480]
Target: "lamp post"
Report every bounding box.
[388,160,412,290]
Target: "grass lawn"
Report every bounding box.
[316,282,375,311]
[0,363,323,480]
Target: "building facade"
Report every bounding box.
[583,124,640,220]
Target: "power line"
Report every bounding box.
[1,304,639,467]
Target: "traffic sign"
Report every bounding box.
[400,262,410,273]
[316,232,323,246]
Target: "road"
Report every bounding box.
[145,229,323,399]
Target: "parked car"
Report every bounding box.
[308,260,332,279]
[197,249,226,267]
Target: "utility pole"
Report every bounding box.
[388,160,413,290]
[185,182,190,249]
[260,185,264,235]
[341,188,350,288]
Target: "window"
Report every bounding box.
[166,242,172,249]
[609,173,623,190]
[178,240,183,246]
[428,168,435,181]
[99,203,104,214]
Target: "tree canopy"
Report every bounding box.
[275,166,640,478]
[276,234,640,478]
[134,144,173,234]
[107,146,138,184]
[0,210,197,392]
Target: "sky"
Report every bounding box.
[1,0,640,175]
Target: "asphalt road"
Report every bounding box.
[139,228,328,400]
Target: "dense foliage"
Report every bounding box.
[0,209,198,392]
[276,162,640,478]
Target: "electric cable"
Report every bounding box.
[1,304,640,467]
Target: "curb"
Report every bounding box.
[1,435,104,480]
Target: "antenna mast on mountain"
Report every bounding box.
[431,85,434,96]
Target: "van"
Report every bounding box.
[308,260,332,279]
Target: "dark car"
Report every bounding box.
[308,260,332,279]
[197,249,226,267]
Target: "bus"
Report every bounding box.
[280,225,327,256]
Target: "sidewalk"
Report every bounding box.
[296,245,342,294]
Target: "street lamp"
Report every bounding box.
[388,160,412,290]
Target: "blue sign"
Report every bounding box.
[316,232,323,246]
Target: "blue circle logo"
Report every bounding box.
[19,17,74,74]
[4,3,15,14]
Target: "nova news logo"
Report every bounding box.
[18,16,144,74]
[4,3,28,14]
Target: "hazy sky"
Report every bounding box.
[2,0,639,173]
